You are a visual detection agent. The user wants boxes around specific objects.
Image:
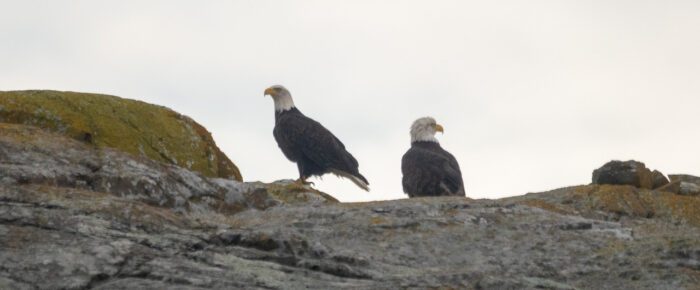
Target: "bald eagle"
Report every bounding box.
[264,85,369,191]
[401,117,465,197]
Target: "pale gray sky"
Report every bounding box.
[2,1,699,201]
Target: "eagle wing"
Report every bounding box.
[274,111,359,173]
[442,150,465,195]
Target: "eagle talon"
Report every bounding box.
[294,178,315,187]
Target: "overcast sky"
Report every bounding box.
[2,1,699,202]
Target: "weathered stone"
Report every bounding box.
[592,160,654,189]
[678,182,700,197]
[1,124,699,289]
[669,175,700,196]
[669,174,700,185]
[652,170,670,189]
[656,180,682,194]
[0,90,242,181]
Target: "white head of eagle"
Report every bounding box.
[264,85,295,112]
[410,117,444,143]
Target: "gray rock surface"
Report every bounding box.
[678,182,700,196]
[669,175,700,196]
[592,160,654,189]
[669,174,700,185]
[2,123,699,289]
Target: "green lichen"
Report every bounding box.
[0,90,241,181]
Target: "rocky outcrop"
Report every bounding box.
[1,124,699,289]
[0,123,334,217]
[0,90,241,181]
[592,160,654,189]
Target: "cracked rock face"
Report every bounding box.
[1,123,699,289]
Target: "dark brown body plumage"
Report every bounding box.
[273,108,368,185]
[402,141,464,197]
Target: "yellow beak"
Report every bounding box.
[435,124,444,133]
[264,87,276,96]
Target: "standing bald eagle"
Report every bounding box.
[401,117,465,197]
[264,85,369,191]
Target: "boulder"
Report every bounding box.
[0,90,242,181]
[592,160,654,189]
[652,170,670,189]
[669,174,700,196]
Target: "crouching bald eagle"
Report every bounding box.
[264,85,369,191]
[402,117,465,197]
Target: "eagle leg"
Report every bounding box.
[295,175,315,186]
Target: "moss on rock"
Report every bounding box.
[0,90,241,181]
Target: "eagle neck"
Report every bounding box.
[411,135,439,143]
[411,140,441,147]
[273,94,295,112]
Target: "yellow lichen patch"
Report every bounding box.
[370,217,388,225]
[0,90,241,181]
[508,184,700,227]
[573,185,594,195]
[586,185,700,227]
[643,191,700,226]
[261,182,339,204]
[443,209,458,215]
[586,185,652,217]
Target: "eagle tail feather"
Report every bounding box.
[330,169,370,192]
